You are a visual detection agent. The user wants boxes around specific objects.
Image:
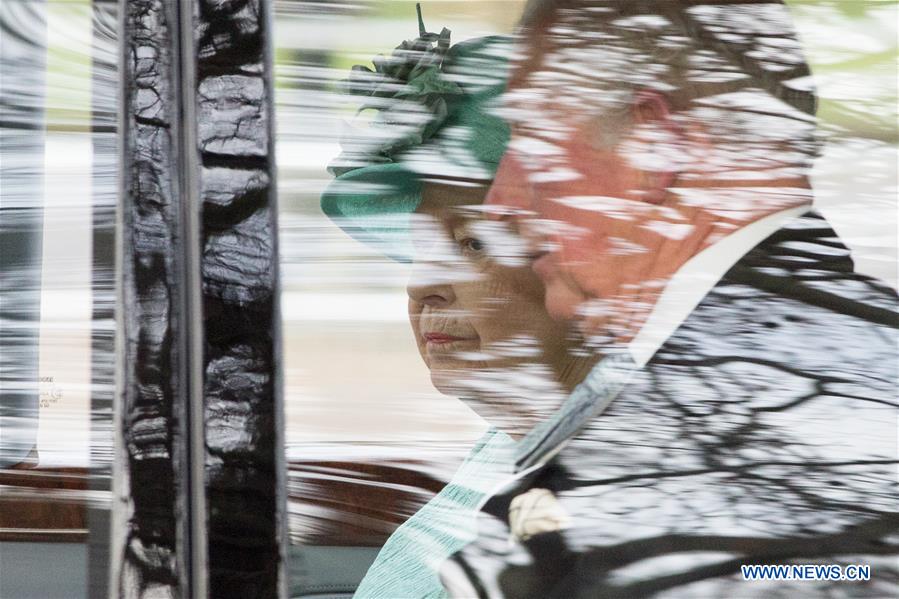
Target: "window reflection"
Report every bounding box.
[283,1,897,598]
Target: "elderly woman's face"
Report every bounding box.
[408,182,587,436]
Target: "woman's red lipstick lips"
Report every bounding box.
[423,332,472,344]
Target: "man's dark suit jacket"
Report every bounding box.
[446,212,899,598]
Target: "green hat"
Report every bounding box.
[321,18,511,262]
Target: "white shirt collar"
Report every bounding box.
[628,204,812,367]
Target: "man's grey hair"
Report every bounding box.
[513,0,820,168]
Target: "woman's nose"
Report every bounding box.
[406,259,457,308]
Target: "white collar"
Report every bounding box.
[628,204,812,367]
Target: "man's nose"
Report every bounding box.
[485,151,533,215]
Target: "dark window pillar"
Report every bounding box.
[113,0,285,596]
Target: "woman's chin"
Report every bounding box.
[429,368,461,397]
[428,363,488,397]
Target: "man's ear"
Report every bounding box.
[629,90,686,204]
[632,90,674,127]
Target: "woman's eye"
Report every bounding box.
[460,237,486,255]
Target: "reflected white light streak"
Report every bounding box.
[281,291,409,322]
[37,120,92,469]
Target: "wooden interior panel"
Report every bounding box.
[1,454,456,547]
[288,459,450,547]
[0,455,88,542]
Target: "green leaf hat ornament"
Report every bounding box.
[320,5,511,262]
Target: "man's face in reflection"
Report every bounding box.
[486,5,813,341]
[407,181,587,435]
[486,73,677,338]
[486,115,651,325]
[485,15,712,341]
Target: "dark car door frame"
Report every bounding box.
[111,0,286,597]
